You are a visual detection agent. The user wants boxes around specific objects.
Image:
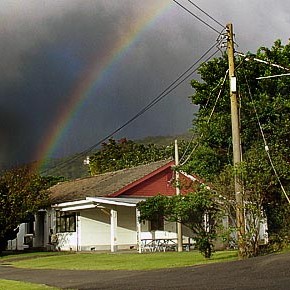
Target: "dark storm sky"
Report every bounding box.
[0,0,289,167]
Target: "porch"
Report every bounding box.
[52,197,192,253]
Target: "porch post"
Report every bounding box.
[136,208,142,253]
[76,212,81,252]
[110,209,118,252]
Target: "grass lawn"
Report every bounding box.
[0,251,68,262]
[1,250,238,271]
[0,279,59,290]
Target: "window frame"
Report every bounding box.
[56,211,76,233]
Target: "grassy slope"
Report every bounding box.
[0,250,234,289]
[2,251,238,271]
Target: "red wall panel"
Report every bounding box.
[122,168,196,197]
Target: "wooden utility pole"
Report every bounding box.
[175,140,183,252]
[226,23,245,258]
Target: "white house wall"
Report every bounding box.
[80,208,111,251]
[6,223,26,251]
[115,206,137,248]
[48,208,79,252]
[56,206,139,251]
[7,210,51,251]
[57,232,78,251]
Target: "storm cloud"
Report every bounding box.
[0,0,289,168]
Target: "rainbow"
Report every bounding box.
[34,1,173,173]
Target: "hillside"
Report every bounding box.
[135,132,193,146]
[39,132,193,180]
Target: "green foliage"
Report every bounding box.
[188,40,290,178]
[185,40,290,255]
[88,138,193,175]
[182,145,227,180]
[39,134,193,180]
[137,194,168,222]
[0,166,51,252]
[89,138,173,175]
[213,147,290,257]
[137,187,220,258]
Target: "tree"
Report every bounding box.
[137,186,220,258]
[0,166,55,253]
[88,138,192,175]
[184,40,290,255]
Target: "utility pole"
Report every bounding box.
[175,140,183,252]
[226,23,245,258]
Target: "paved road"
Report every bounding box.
[0,253,290,289]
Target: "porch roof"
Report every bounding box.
[53,197,146,211]
[87,197,145,206]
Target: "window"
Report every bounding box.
[56,211,76,233]
[25,214,35,234]
[150,215,164,231]
[26,220,34,235]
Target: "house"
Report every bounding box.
[8,159,201,252]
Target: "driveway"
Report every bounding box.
[0,252,290,289]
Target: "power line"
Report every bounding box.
[236,51,290,71]
[173,0,224,35]
[256,72,290,80]
[244,74,290,204]
[44,45,220,175]
[186,0,224,29]
[179,69,229,164]
[41,1,227,176]
[40,40,222,176]
[179,69,229,165]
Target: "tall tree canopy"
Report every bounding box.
[0,166,58,252]
[88,138,192,175]
[183,40,290,254]
[88,138,172,175]
[186,40,290,179]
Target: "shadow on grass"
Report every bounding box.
[0,250,75,263]
[210,251,238,262]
